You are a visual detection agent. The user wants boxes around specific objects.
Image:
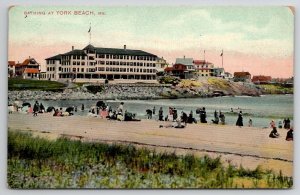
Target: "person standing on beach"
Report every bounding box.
[81,104,84,111]
[236,111,243,127]
[173,108,178,122]
[200,107,207,123]
[269,120,279,138]
[158,107,164,121]
[212,110,219,124]
[33,101,39,117]
[219,111,225,125]
[153,106,156,115]
[286,118,291,129]
[248,118,253,127]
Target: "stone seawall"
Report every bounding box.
[8,81,263,102]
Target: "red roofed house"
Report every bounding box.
[252,75,272,84]
[233,71,251,82]
[193,60,215,77]
[8,61,16,78]
[14,57,41,79]
[164,63,189,79]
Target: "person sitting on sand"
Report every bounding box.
[181,111,188,124]
[39,103,45,113]
[174,117,186,128]
[117,102,124,116]
[269,120,279,138]
[53,109,61,117]
[146,109,153,119]
[236,111,243,127]
[219,111,225,125]
[278,121,283,129]
[286,127,293,141]
[172,108,178,122]
[187,111,197,124]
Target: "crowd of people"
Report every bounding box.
[8,100,294,141]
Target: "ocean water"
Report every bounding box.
[33,94,293,128]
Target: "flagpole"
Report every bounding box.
[204,50,206,62]
[89,22,91,44]
[221,50,223,68]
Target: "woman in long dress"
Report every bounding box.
[236,111,243,127]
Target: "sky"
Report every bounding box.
[8,6,294,78]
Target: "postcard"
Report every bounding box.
[7,6,294,189]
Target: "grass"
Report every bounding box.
[8,78,66,91]
[179,80,202,88]
[207,78,230,90]
[7,131,293,189]
[259,84,293,94]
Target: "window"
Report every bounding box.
[77,62,80,65]
[59,67,62,71]
[81,68,84,72]
[100,61,105,65]
[81,62,85,65]
[73,61,76,65]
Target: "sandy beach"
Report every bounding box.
[8,113,293,176]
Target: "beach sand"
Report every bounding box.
[8,113,293,176]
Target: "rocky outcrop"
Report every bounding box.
[8,79,263,102]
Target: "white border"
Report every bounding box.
[0,0,298,195]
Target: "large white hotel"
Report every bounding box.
[45,44,162,83]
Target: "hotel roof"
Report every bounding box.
[45,54,62,60]
[45,44,157,60]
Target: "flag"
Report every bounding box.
[220,50,223,56]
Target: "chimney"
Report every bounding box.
[124,45,126,50]
[72,46,74,51]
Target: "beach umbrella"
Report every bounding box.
[66,107,74,113]
[22,102,31,107]
[46,106,55,112]
[96,101,106,108]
